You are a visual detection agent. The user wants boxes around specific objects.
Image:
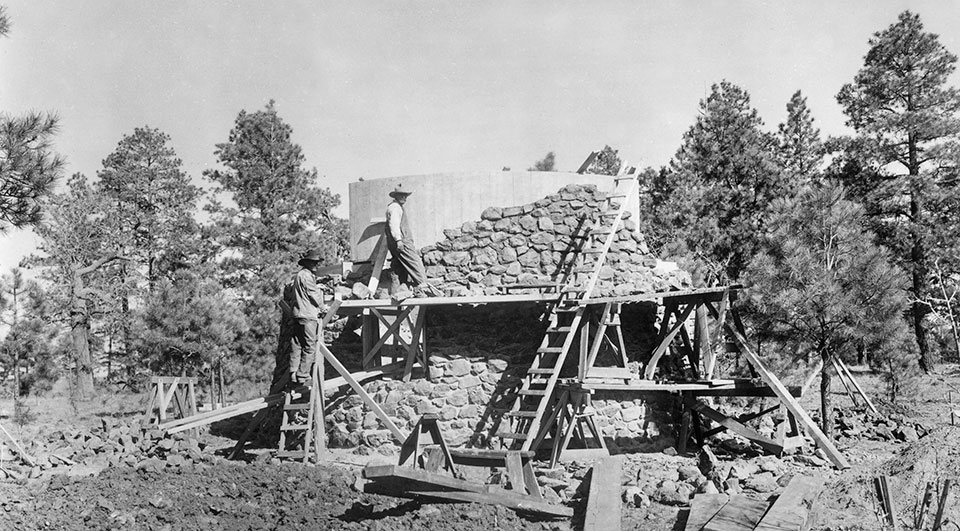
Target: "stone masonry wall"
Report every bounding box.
[325,304,676,455]
[419,183,691,297]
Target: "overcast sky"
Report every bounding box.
[2,1,959,275]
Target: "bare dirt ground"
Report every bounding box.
[1,363,958,530]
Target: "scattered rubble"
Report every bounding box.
[0,417,217,483]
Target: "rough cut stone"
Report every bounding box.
[481,207,502,221]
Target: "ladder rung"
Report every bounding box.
[284,403,311,411]
[526,368,556,374]
[280,424,309,431]
[495,431,529,440]
[537,347,563,354]
[519,389,547,396]
[546,327,572,333]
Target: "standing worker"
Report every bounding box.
[287,249,329,386]
[385,185,440,296]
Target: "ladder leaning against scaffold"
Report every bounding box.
[497,166,641,451]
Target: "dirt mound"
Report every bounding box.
[878,425,960,527]
[1,462,557,531]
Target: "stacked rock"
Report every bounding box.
[418,184,690,297]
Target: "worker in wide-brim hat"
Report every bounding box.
[284,249,328,387]
[385,184,438,296]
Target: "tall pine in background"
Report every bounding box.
[204,101,346,389]
[836,11,960,372]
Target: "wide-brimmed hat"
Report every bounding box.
[298,250,323,264]
[388,184,412,198]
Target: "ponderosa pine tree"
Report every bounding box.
[745,184,915,437]
[836,11,960,372]
[204,101,345,386]
[777,90,823,181]
[97,127,202,284]
[643,81,786,283]
[31,174,131,398]
[0,9,63,230]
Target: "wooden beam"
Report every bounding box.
[754,475,823,531]
[932,479,951,531]
[576,151,599,173]
[695,304,713,379]
[691,401,783,455]
[363,465,572,517]
[583,456,623,531]
[836,358,880,415]
[702,404,780,438]
[362,306,414,366]
[721,311,849,469]
[366,231,389,294]
[403,307,426,382]
[644,302,696,379]
[320,343,406,442]
[0,421,35,466]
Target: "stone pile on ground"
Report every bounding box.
[620,448,831,510]
[341,184,692,299]
[833,407,928,443]
[0,417,216,482]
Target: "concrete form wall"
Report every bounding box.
[348,171,634,261]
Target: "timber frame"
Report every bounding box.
[327,283,850,469]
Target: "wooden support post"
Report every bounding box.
[836,358,880,415]
[695,304,712,379]
[830,356,861,408]
[579,319,590,380]
[363,306,414,367]
[707,304,849,469]
[691,400,783,455]
[403,307,426,382]
[366,230,389,294]
[933,479,951,531]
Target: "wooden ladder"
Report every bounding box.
[498,170,640,451]
[276,363,323,462]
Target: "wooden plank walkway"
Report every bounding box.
[583,456,623,531]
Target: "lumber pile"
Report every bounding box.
[684,475,823,531]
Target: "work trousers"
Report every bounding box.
[290,318,319,382]
[387,238,426,287]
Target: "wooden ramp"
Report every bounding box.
[684,475,823,531]
[159,361,405,435]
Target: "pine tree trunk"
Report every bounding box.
[820,351,833,439]
[909,141,935,373]
[70,312,96,400]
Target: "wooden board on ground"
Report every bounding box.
[685,494,729,531]
[583,455,623,531]
[755,475,823,531]
[701,495,768,531]
[363,464,571,517]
